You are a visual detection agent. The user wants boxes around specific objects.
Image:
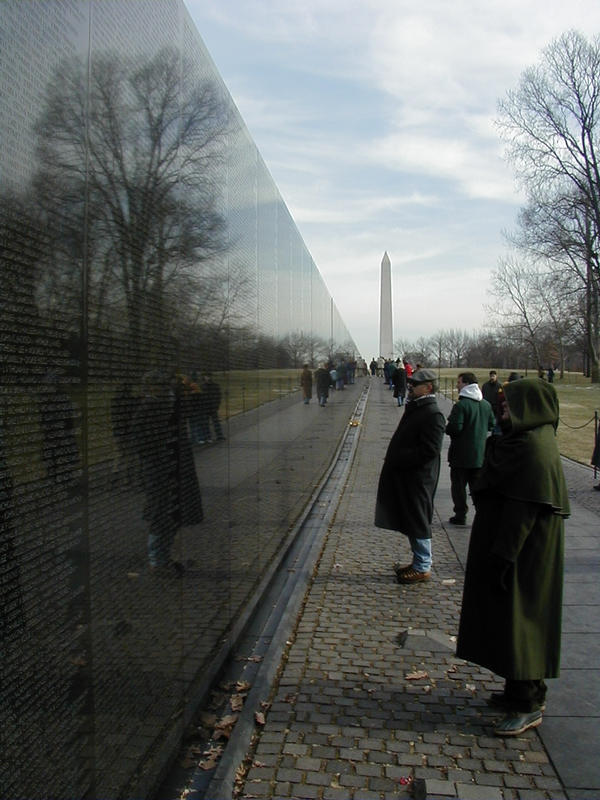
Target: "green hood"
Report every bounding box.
[503,377,559,433]
[474,378,570,516]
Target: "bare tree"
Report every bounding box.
[497,30,600,380]
[429,330,448,368]
[33,47,230,364]
[488,257,547,368]
[444,329,471,367]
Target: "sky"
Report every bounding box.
[185,0,600,359]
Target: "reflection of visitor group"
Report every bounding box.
[299,358,362,406]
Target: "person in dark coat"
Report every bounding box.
[134,370,203,575]
[481,370,501,417]
[300,364,313,404]
[456,378,570,736]
[391,362,407,406]
[374,368,445,584]
[314,363,331,407]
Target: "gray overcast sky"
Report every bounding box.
[185,1,600,359]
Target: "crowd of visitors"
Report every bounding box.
[372,360,580,738]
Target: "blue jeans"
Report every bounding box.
[409,537,432,572]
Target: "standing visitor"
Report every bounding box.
[456,378,569,736]
[374,369,445,584]
[445,372,495,526]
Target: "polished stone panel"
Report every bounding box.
[0,2,358,797]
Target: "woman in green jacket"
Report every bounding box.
[456,378,570,736]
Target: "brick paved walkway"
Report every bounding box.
[210,377,600,800]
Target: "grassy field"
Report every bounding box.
[5,367,597,489]
[208,369,302,418]
[436,367,600,466]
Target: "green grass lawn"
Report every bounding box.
[6,367,598,490]
[209,369,302,418]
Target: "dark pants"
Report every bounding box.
[503,679,547,712]
[450,466,481,519]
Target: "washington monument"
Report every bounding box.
[379,251,393,358]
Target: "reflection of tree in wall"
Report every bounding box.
[33,46,230,366]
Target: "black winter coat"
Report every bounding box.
[374,395,445,539]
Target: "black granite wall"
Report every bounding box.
[0,2,358,797]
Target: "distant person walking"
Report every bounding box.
[314,363,331,407]
[374,368,445,584]
[457,378,570,736]
[392,361,407,406]
[445,372,495,526]
[481,370,501,419]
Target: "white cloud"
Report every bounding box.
[186,0,600,357]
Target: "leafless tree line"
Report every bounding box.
[396,325,585,374]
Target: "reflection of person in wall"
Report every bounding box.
[0,422,24,644]
[110,383,140,484]
[134,370,203,575]
[314,363,331,407]
[300,364,313,405]
[201,372,225,441]
[187,379,205,444]
[39,370,80,486]
[457,378,570,736]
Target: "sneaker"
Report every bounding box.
[396,567,431,584]
[494,710,542,736]
[449,516,467,525]
[393,561,412,576]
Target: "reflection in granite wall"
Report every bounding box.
[0,1,359,798]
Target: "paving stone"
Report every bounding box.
[283,743,310,756]
[275,768,303,783]
[424,778,458,797]
[512,761,543,776]
[304,771,332,787]
[246,767,277,782]
[242,780,273,797]
[454,782,504,800]
[483,758,512,773]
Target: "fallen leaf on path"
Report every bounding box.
[213,714,238,740]
[230,694,245,712]
[405,670,429,681]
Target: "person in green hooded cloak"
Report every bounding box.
[456,377,570,736]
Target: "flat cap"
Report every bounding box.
[408,368,437,384]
